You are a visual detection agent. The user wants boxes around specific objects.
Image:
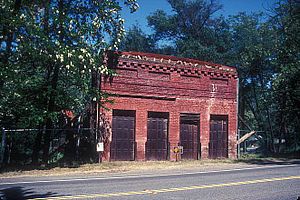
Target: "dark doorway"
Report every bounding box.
[146,112,169,160]
[180,113,200,160]
[209,115,228,158]
[111,110,135,161]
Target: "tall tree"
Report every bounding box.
[228,0,300,154]
[147,0,232,63]
[228,12,278,152]
[271,0,300,153]
[0,0,139,164]
[120,24,155,53]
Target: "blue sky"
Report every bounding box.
[121,0,278,34]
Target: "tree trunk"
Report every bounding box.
[42,63,60,164]
[258,72,276,153]
[32,127,44,164]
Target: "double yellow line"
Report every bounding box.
[30,175,300,200]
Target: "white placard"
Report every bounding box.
[96,142,104,152]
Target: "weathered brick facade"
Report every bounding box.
[101,51,238,161]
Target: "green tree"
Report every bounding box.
[0,0,139,164]
[147,0,232,63]
[228,0,300,154]
[271,0,300,153]
[120,24,155,52]
[227,12,279,153]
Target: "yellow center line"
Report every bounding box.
[29,175,300,200]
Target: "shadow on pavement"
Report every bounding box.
[0,186,57,200]
[236,158,300,165]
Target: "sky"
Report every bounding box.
[121,0,278,34]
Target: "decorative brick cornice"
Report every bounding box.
[117,52,238,79]
[104,51,238,79]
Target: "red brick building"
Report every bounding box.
[101,51,238,161]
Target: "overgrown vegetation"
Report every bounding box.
[0,0,138,166]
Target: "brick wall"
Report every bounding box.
[101,51,238,161]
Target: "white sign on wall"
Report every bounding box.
[96,142,104,152]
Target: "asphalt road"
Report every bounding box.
[0,164,299,200]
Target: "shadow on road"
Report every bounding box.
[236,158,300,165]
[0,186,57,200]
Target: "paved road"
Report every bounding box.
[0,164,299,200]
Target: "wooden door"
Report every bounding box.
[146,112,169,160]
[209,116,228,158]
[180,124,199,159]
[180,114,200,160]
[111,110,135,161]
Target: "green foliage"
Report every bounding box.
[0,0,138,164]
[146,0,231,63]
[120,25,155,53]
[227,1,300,153]
[270,0,300,152]
[0,0,138,128]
